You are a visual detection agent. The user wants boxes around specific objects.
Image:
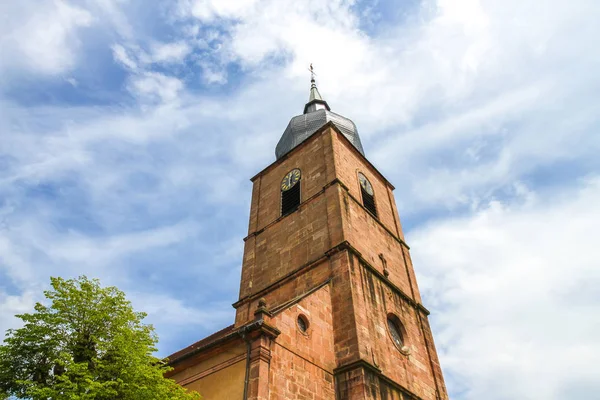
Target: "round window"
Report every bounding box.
[297,315,309,333]
[387,316,404,348]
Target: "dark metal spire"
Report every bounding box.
[308,64,322,101]
[275,64,365,159]
[304,64,330,114]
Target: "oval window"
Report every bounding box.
[297,315,309,333]
[387,316,404,348]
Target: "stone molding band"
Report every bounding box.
[234,240,430,316]
[334,359,424,400]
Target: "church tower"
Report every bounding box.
[166,74,449,400]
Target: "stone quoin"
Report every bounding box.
[165,72,449,400]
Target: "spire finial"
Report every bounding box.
[303,63,330,114]
[306,63,326,108]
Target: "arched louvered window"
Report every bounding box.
[358,172,377,217]
[281,168,301,216]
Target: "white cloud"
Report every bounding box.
[131,292,235,357]
[112,43,139,70]
[182,0,259,21]
[112,39,191,70]
[86,0,133,40]
[112,41,192,70]
[0,0,93,76]
[45,222,198,267]
[149,41,191,64]
[0,290,37,338]
[410,177,600,399]
[111,41,191,100]
[129,72,184,103]
[198,61,227,84]
[65,77,79,87]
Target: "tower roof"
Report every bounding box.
[276,69,364,160]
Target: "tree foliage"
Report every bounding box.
[0,276,199,400]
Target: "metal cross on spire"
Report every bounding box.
[309,63,317,84]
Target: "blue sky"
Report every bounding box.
[1,1,599,399]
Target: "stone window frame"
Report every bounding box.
[296,313,310,336]
[281,168,302,216]
[356,171,378,218]
[386,313,410,356]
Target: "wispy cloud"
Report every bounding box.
[411,176,600,399]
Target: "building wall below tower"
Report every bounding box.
[234,258,331,328]
[182,361,246,400]
[168,342,247,400]
[270,343,335,400]
[268,284,336,399]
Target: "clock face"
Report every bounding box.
[281,168,301,191]
[358,173,374,196]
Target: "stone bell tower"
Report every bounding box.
[166,73,449,400]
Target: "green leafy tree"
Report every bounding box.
[0,276,200,400]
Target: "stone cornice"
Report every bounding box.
[233,239,429,316]
[333,359,424,400]
[333,358,381,375]
[238,319,281,341]
[233,252,329,308]
[268,279,332,316]
[166,320,280,367]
